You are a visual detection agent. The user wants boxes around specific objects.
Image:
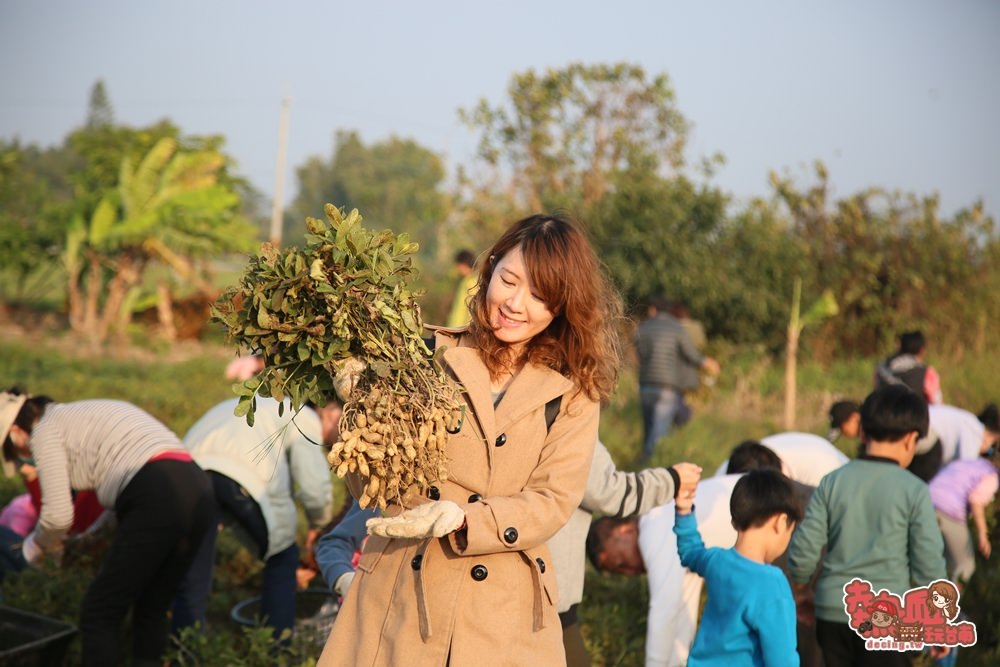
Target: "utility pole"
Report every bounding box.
[269,96,291,246]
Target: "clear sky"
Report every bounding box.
[2,0,998,217]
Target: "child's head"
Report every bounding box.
[978,404,999,456]
[730,469,803,562]
[726,440,783,475]
[860,385,929,466]
[828,400,861,441]
[898,330,927,356]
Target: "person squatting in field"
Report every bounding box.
[172,396,342,639]
[0,389,214,667]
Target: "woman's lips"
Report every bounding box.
[497,310,523,327]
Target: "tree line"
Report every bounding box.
[2,66,997,357]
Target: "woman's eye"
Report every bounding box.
[501,277,514,287]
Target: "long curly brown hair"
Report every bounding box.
[466,213,623,403]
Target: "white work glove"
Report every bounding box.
[366,500,466,539]
[332,356,367,402]
[21,533,44,568]
[334,571,356,597]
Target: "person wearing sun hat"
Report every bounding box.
[0,391,28,478]
[0,391,31,580]
[0,386,215,667]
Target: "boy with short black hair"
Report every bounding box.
[726,439,784,475]
[827,400,860,443]
[789,384,947,667]
[674,467,803,666]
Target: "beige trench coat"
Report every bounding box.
[318,331,599,667]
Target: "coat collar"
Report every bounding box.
[434,330,573,442]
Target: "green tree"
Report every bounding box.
[287,130,450,261]
[700,200,805,348]
[0,141,77,304]
[589,167,730,314]
[85,79,114,129]
[459,62,690,213]
[770,162,1000,356]
[65,137,257,342]
[457,62,735,322]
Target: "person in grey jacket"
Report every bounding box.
[550,440,699,665]
[635,296,720,462]
[173,396,341,637]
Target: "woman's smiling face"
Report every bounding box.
[485,245,554,352]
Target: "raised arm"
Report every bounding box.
[580,441,695,517]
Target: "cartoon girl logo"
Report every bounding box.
[926,580,960,621]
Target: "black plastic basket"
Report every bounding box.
[0,604,77,667]
[230,588,339,652]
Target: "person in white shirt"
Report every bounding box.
[589,441,834,666]
[713,431,849,486]
[929,403,998,463]
[638,474,742,666]
[172,397,340,638]
[551,441,698,665]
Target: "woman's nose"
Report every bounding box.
[505,288,525,311]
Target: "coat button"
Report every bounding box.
[495,433,507,447]
[467,493,482,503]
[536,557,546,573]
[471,564,488,581]
[411,554,423,570]
[503,527,518,544]
[427,486,441,500]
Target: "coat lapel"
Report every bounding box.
[494,363,573,434]
[436,331,575,445]
[439,339,496,445]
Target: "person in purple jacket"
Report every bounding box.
[929,404,999,584]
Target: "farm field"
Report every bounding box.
[1,327,997,666]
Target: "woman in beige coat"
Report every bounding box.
[318,214,624,666]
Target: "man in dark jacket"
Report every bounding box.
[874,330,942,405]
[635,296,719,462]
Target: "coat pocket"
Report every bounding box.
[357,534,389,573]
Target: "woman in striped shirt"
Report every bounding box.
[1,389,214,667]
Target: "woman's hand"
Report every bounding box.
[366,500,466,539]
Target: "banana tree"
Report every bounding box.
[64,137,256,342]
[784,278,839,430]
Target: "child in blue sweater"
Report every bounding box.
[675,468,803,666]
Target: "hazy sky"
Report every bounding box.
[3,1,998,217]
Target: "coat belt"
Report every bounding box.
[412,542,548,642]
